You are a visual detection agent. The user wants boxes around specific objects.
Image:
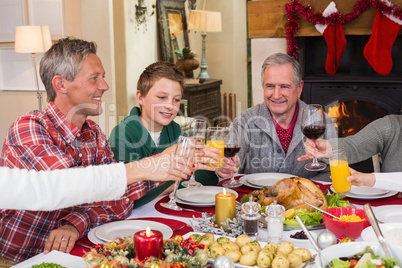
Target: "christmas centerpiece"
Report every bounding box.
[83,235,209,268]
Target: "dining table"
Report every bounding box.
[15,174,402,266]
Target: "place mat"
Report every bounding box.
[70,217,193,257]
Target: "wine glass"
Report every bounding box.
[181,119,207,188]
[218,122,242,188]
[160,136,196,210]
[301,104,327,171]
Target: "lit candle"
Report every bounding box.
[133,226,163,260]
[215,188,236,232]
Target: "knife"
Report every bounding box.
[363,203,394,259]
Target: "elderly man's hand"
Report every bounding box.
[216,156,240,178]
[297,138,332,161]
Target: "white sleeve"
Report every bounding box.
[373,172,402,192]
[0,163,127,211]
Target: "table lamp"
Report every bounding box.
[188,10,221,81]
[15,25,52,111]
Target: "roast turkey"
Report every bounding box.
[250,177,328,211]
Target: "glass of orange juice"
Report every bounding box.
[206,127,225,168]
[329,149,352,194]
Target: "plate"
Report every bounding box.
[372,205,402,223]
[242,173,296,188]
[13,250,86,268]
[349,185,390,196]
[88,226,106,244]
[330,186,397,200]
[361,223,402,246]
[176,186,238,204]
[173,193,215,207]
[315,242,402,268]
[95,220,173,242]
[183,232,317,268]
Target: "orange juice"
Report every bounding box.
[330,159,351,194]
[206,140,224,168]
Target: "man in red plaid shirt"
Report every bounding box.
[0,38,180,262]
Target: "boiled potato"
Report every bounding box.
[199,233,214,248]
[189,234,201,242]
[291,248,311,262]
[257,249,273,268]
[210,245,225,259]
[222,241,240,251]
[235,234,252,248]
[271,254,290,268]
[241,241,261,254]
[224,249,242,263]
[216,236,230,245]
[263,242,278,254]
[208,241,220,250]
[240,251,258,266]
[277,241,294,256]
[288,252,303,268]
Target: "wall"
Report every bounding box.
[251,38,287,105]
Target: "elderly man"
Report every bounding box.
[224,53,336,181]
[0,38,192,263]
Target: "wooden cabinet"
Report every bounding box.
[181,79,222,119]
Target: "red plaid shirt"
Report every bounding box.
[0,102,158,262]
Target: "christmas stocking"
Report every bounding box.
[364,1,402,76]
[315,1,347,75]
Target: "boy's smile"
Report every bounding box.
[137,77,182,132]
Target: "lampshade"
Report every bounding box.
[168,13,183,36]
[15,25,52,53]
[188,10,222,32]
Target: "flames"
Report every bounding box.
[327,101,360,137]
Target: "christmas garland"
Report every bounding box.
[286,0,402,58]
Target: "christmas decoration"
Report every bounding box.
[315,2,347,75]
[285,0,402,75]
[364,0,402,75]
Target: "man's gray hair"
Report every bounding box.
[260,52,302,87]
[39,37,97,102]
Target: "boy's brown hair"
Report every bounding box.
[137,61,186,97]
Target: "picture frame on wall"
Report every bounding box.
[0,0,27,42]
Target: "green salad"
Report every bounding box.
[284,192,349,226]
[326,246,400,268]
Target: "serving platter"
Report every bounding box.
[183,232,317,268]
[13,250,86,268]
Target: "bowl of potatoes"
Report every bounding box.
[184,232,315,268]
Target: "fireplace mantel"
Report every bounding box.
[248,0,402,38]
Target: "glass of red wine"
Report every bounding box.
[301,104,327,171]
[218,122,242,188]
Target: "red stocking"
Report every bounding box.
[315,1,347,75]
[364,10,402,75]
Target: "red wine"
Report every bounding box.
[302,125,326,139]
[224,145,240,157]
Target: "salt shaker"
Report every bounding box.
[241,197,261,237]
[265,200,285,243]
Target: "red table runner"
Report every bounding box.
[70,217,193,258]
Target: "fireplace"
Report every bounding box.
[299,35,402,172]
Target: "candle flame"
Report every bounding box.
[223,188,226,195]
[146,226,151,237]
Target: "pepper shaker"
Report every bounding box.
[241,197,261,237]
[265,200,285,243]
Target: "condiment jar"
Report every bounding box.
[265,200,285,243]
[241,198,261,237]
